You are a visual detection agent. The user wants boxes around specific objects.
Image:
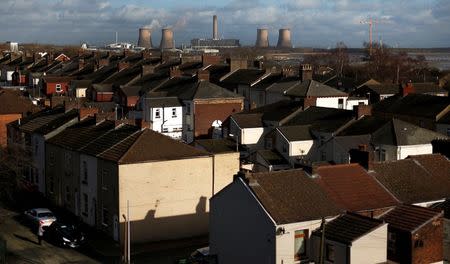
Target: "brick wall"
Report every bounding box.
[412,217,443,264]
[194,100,243,138]
[0,113,22,147]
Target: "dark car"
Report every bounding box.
[44,221,85,248]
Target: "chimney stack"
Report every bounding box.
[277,28,292,49]
[138,28,152,49]
[255,28,269,48]
[401,80,415,97]
[160,28,174,50]
[213,15,219,40]
[300,64,312,81]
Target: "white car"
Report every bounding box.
[24,208,57,228]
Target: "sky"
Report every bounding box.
[1,0,449,48]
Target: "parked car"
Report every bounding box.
[43,221,85,248]
[24,208,57,229]
[189,247,210,264]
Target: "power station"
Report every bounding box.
[190,15,240,49]
[255,28,269,48]
[277,28,292,48]
[160,28,175,50]
[137,28,152,48]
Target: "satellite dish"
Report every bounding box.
[212,120,222,128]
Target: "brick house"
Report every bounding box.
[41,76,73,96]
[381,204,444,264]
[0,89,39,147]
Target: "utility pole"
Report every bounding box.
[319,217,326,264]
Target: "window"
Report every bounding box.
[185,103,190,114]
[56,84,62,92]
[326,244,335,262]
[380,149,386,161]
[102,207,109,226]
[388,232,396,253]
[414,239,424,248]
[101,169,108,191]
[294,229,308,260]
[172,108,177,117]
[82,161,88,184]
[83,193,88,216]
[338,98,344,109]
[155,109,161,118]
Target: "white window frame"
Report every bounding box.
[172,108,177,118]
[56,83,62,92]
[155,109,161,119]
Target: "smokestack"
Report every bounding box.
[277,28,292,49]
[213,15,219,40]
[138,28,152,48]
[160,28,174,49]
[255,28,269,48]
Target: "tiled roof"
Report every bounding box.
[410,82,447,94]
[265,80,299,94]
[285,80,348,97]
[100,129,210,164]
[231,113,263,128]
[47,120,115,150]
[381,204,442,232]
[101,65,141,85]
[82,63,119,84]
[194,139,237,154]
[277,125,313,141]
[220,69,265,85]
[256,149,288,166]
[371,118,448,146]
[372,93,450,119]
[312,213,385,244]
[120,86,142,97]
[371,155,450,204]
[33,109,79,135]
[337,116,389,136]
[283,106,354,132]
[245,100,303,123]
[80,124,140,157]
[0,89,39,115]
[18,106,66,134]
[314,164,399,212]
[248,169,341,224]
[144,97,181,107]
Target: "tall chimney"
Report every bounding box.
[255,28,269,48]
[160,28,174,50]
[138,28,152,48]
[213,15,219,40]
[277,28,292,49]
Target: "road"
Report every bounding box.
[0,206,99,264]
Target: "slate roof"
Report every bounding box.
[285,80,348,97]
[101,65,141,85]
[92,84,113,93]
[250,72,283,90]
[372,93,450,119]
[314,164,399,212]
[0,89,39,115]
[337,116,389,136]
[245,100,303,123]
[277,125,313,141]
[312,213,385,245]
[82,63,118,84]
[99,129,210,164]
[371,155,450,204]
[410,82,447,94]
[248,169,341,224]
[364,84,399,95]
[265,80,299,94]
[33,109,79,135]
[119,86,142,97]
[194,138,237,154]
[42,76,73,83]
[17,107,78,135]
[144,97,181,107]
[381,204,442,232]
[437,111,450,124]
[256,149,288,166]
[371,118,447,146]
[80,124,140,157]
[47,120,115,150]
[283,106,354,132]
[220,69,265,85]
[231,113,263,128]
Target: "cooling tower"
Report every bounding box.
[255,28,269,48]
[138,28,152,48]
[160,28,174,49]
[213,15,219,40]
[277,28,292,49]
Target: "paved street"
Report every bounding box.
[0,206,99,264]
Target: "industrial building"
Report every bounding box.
[191,15,240,49]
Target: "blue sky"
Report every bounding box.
[1,0,449,48]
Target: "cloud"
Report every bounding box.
[0,0,448,48]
